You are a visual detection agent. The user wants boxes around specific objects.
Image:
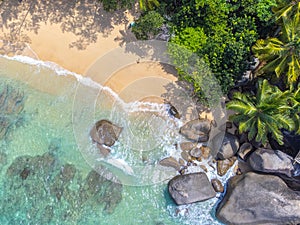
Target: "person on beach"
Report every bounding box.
[128,22,135,29]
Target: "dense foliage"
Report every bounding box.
[158,0,277,95]
[98,0,300,147]
[139,0,160,11]
[132,11,164,40]
[253,2,300,89]
[98,0,134,11]
[227,1,300,147]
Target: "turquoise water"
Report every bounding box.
[0,56,224,224]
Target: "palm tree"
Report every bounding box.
[252,9,300,89]
[290,85,300,132]
[227,79,295,145]
[139,0,160,11]
[273,0,300,21]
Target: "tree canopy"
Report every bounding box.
[253,3,300,89]
[227,79,295,145]
[159,0,277,94]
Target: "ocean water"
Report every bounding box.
[0,55,225,225]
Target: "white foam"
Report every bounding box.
[0,54,175,115]
[1,54,101,89]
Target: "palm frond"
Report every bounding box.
[288,55,300,83]
[239,116,256,133]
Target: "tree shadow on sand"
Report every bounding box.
[0,0,133,53]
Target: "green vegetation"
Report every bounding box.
[98,0,160,11]
[99,0,300,148]
[132,11,164,40]
[159,0,276,94]
[273,0,300,21]
[139,0,160,11]
[227,79,295,145]
[253,7,300,89]
[98,0,134,11]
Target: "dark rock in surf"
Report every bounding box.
[168,172,216,205]
[167,103,180,119]
[90,120,123,147]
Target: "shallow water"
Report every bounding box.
[0,56,225,224]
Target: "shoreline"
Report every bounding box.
[0,1,177,103]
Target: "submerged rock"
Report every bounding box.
[20,167,30,180]
[60,164,76,182]
[90,119,123,147]
[168,172,216,205]
[0,84,26,140]
[0,152,7,170]
[79,170,122,214]
[249,148,295,177]
[216,172,300,225]
[2,152,123,223]
[179,119,211,142]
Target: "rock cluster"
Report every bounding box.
[164,119,228,206]
[165,114,300,225]
[215,135,300,224]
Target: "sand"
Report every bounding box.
[0,0,177,102]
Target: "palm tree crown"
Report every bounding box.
[273,0,300,21]
[252,6,300,89]
[227,79,295,145]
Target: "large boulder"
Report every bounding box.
[179,119,211,142]
[168,172,216,205]
[216,132,239,160]
[249,148,295,177]
[216,172,300,225]
[90,120,123,147]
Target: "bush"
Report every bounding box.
[132,11,164,40]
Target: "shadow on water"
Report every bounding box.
[0,0,133,53]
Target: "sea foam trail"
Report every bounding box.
[0,54,169,114]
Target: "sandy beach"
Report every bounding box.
[0,0,177,102]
